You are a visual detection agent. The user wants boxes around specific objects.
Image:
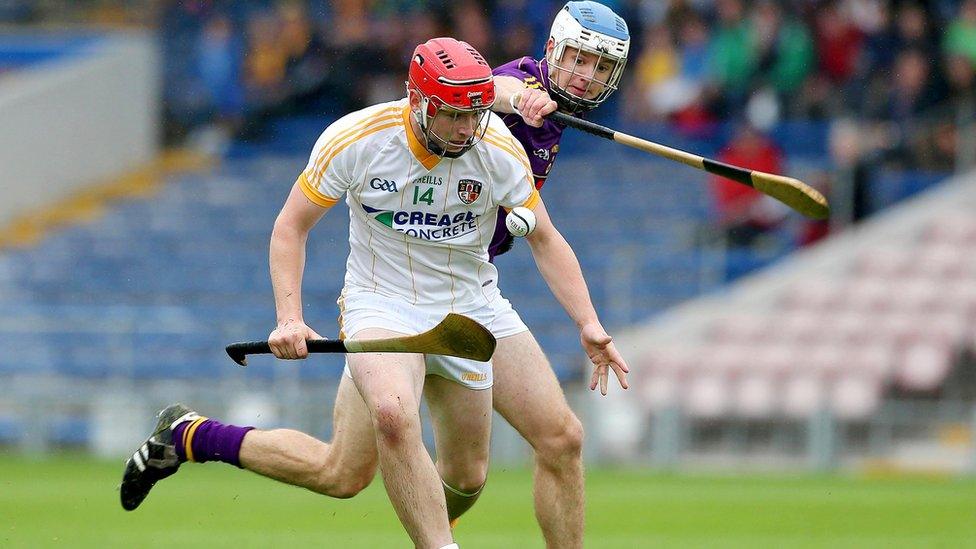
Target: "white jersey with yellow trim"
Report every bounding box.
[298,99,540,313]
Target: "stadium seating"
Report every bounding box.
[0,116,966,452]
[630,173,976,423]
[0,146,719,392]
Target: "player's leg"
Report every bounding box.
[493,330,585,548]
[238,373,378,498]
[119,375,379,511]
[347,327,454,549]
[424,374,492,522]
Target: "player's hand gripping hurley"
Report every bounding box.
[226,313,496,366]
[541,109,830,220]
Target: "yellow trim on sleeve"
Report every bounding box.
[483,131,532,174]
[311,110,401,180]
[311,120,403,187]
[521,188,540,210]
[298,172,340,208]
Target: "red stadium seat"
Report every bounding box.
[913,244,967,280]
[637,346,692,375]
[732,372,778,418]
[934,281,976,318]
[925,214,976,246]
[828,310,874,344]
[683,372,731,419]
[779,278,845,311]
[707,314,772,345]
[872,313,918,345]
[895,341,953,392]
[702,344,754,376]
[640,372,680,411]
[781,374,825,419]
[753,342,796,375]
[806,343,847,376]
[856,247,915,279]
[830,375,881,420]
[779,310,824,344]
[845,342,895,378]
[843,276,892,313]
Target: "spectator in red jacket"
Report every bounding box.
[710,123,788,247]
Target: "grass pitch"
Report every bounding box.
[1,453,974,548]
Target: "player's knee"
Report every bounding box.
[441,457,489,493]
[328,469,375,499]
[372,399,419,447]
[535,413,584,466]
[455,467,488,494]
[307,453,376,498]
[307,472,373,499]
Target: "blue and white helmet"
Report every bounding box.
[547,1,630,112]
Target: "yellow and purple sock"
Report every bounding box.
[173,417,253,468]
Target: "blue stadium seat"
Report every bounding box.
[48,416,90,447]
[0,415,24,445]
[0,133,948,388]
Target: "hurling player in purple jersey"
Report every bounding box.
[489,2,630,261]
[476,2,631,546]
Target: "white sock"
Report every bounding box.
[438,544,459,549]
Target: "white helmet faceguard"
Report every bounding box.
[547,1,630,112]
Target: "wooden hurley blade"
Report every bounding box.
[547,111,831,220]
[344,313,496,361]
[750,173,830,220]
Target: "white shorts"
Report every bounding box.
[339,290,528,390]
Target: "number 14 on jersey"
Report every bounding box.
[413,186,434,206]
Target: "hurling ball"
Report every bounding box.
[506,206,537,237]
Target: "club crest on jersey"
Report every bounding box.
[457,179,482,205]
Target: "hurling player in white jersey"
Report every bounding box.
[117,38,627,549]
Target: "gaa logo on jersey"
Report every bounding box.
[369,177,398,193]
[457,179,482,205]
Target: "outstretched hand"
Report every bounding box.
[580,322,630,396]
[512,89,559,128]
[268,319,324,359]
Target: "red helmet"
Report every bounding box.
[407,38,495,158]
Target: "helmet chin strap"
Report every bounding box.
[423,128,463,158]
[413,107,461,158]
[424,124,473,159]
[411,95,483,159]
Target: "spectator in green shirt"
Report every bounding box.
[944,0,976,67]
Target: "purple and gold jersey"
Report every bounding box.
[492,57,566,188]
[489,57,568,259]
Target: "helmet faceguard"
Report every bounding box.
[546,1,630,113]
[407,38,496,158]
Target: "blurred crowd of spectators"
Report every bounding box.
[5,0,975,248]
[155,0,592,142]
[74,2,976,165]
[626,0,976,170]
[8,1,973,168]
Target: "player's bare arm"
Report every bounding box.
[524,199,630,395]
[493,75,558,128]
[268,181,330,359]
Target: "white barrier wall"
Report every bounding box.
[0,33,159,225]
